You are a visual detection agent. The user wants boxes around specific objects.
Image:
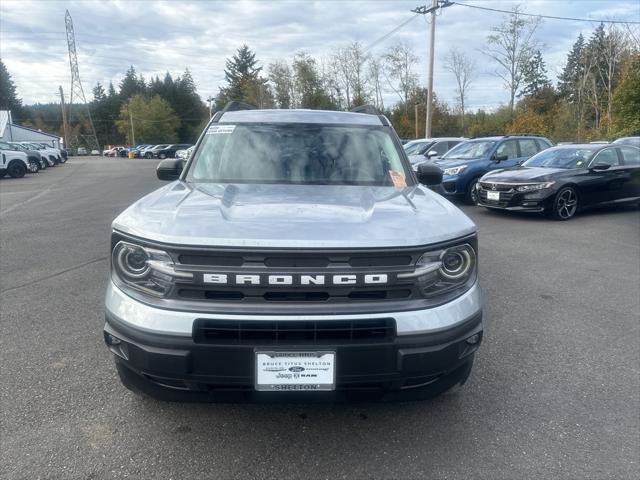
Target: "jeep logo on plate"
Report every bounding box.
[202,273,389,286]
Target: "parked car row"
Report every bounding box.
[102,143,193,159]
[0,141,67,178]
[405,135,640,220]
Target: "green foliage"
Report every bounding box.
[519,50,551,98]
[115,95,180,144]
[215,45,272,109]
[0,59,24,120]
[467,106,513,138]
[612,54,640,136]
[292,53,337,110]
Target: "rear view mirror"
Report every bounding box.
[417,163,443,186]
[156,158,184,181]
[426,150,438,159]
[590,162,611,171]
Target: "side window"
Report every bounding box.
[432,141,449,156]
[495,140,518,160]
[619,146,640,166]
[519,139,539,157]
[447,141,461,151]
[535,139,550,151]
[591,148,619,166]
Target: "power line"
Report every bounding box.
[451,1,640,25]
[363,13,421,53]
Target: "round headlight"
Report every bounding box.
[115,244,150,279]
[439,246,474,280]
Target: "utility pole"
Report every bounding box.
[129,106,135,145]
[415,103,419,138]
[412,1,453,138]
[59,86,70,150]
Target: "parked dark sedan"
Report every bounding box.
[477,144,640,220]
[153,144,191,159]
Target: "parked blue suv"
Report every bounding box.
[434,135,553,203]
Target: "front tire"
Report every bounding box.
[28,159,40,173]
[465,178,480,205]
[551,187,578,220]
[8,161,27,178]
[159,153,167,159]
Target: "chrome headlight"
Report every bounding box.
[112,241,193,297]
[443,165,467,176]
[516,182,554,192]
[400,243,477,299]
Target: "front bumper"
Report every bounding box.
[104,281,483,401]
[477,186,555,212]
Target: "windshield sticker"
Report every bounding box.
[207,125,236,135]
[389,170,407,189]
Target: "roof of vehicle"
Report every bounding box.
[549,143,611,151]
[218,109,384,126]
[405,137,466,144]
[469,135,549,141]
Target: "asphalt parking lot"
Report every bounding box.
[1,157,638,480]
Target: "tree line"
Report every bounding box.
[1,6,638,148]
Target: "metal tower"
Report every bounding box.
[65,10,100,152]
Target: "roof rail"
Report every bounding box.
[350,104,380,115]
[211,100,257,122]
[503,133,543,138]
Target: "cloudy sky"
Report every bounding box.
[1,0,638,111]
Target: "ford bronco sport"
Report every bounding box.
[104,103,483,401]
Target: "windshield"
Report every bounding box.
[188,123,411,186]
[404,141,434,156]
[442,141,495,160]
[523,148,595,169]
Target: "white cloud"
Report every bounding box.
[1,0,638,111]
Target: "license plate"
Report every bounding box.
[487,191,500,201]
[255,351,336,391]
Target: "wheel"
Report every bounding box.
[28,159,40,173]
[59,155,66,164]
[159,153,167,159]
[39,159,47,169]
[0,170,7,178]
[551,186,579,220]
[51,156,59,165]
[145,153,152,159]
[465,178,480,205]
[7,161,27,178]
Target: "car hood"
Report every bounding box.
[113,182,476,248]
[433,158,474,169]
[408,154,427,165]
[481,166,570,183]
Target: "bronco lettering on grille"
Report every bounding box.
[202,273,389,286]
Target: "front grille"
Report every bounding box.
[169,247,425,304]
[478,184,515,207]
[479,182,515,192]
[193,318,396,344]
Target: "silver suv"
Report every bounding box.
[104,104,483,401]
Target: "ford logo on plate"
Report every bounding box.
[289,366,305,372]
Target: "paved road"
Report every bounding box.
[1,158,638,479]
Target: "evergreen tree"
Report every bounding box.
[93,82,107,102]
[0,59,24,119]
[557,34,586,102]
[519,50,551,97]
[119,66,145,102]
[215,45,268,108]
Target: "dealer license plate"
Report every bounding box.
[255,351,336,391]
[487,191,500,201]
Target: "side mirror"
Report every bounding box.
[590,162,610,171]
[417,163,443,186]
[156,158,184,181]
[426,150,438,159]
[493,154,509,162]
